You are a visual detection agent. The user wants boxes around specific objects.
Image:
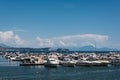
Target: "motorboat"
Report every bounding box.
[44,57,59,68]
[60,60,76,67]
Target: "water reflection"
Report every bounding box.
[0,56,19,66]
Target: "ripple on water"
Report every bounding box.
[0,56,120,80]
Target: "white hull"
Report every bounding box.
[45,58,59,68]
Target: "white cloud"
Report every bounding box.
[36,34,109,47]
[0,31,24,46]
[0,31,14,42]
[36,37,54,47]
[14,35,24,45]
[0,31,109,48]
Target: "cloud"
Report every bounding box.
[0,31,14,43]
[36,34,109,47]
[36,37,54,47]
[0,32,109,48]
[14,35,24,45]
[0,31,24,46]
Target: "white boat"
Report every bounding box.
[76,60,109,67]
[60,60,76,67]
[9,56,16,61]
[111,58,120,66]
[76,60,92,66]
[44,57,59,68]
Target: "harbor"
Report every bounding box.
[1,51,120,67]
[0,53,120,80]
[0,0,120,80]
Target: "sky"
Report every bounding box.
[0,0,120,49]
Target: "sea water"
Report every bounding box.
[0,56,120,80]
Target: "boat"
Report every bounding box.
[90,61,105,66]
[20,57,45,66]
[60,60,76,67]
[76,60,110,67]
[76,60,92,66]
[9,56,16,61]
[110,58,120,66]
[44,57,59,68]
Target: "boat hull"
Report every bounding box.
[20,63,44,66]
[44,63,58,68]
[76,61,109,67]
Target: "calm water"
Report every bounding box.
[0,56,120,80]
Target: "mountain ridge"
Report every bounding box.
[0,43,118,51]
[68,45,118,51]
[0,43,11,48]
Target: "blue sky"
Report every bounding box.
[0,0,120,49]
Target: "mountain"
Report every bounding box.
[79,45,96,51]
[0,43,118,51]
[98,47,118,51]
[66,45,118,51]
[0,43,11,48]
[79,45,118,51]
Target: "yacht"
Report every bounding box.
[76,60,110,67]
[44,57,59,68]
[60,60,76,67]
[60,58,76,67]
[19,57,45,66]
[76,60,92,66]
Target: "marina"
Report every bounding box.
[1,52,120,80]
[0,55,120,80]
[0,0,120,80]
[1,51,120,67]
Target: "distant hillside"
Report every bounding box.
[79,45,118,51]
[65,45,118,51]
[0,43,11,48]
[79,45,95,51]
[0,43,118,51]
[98,47,118,51]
